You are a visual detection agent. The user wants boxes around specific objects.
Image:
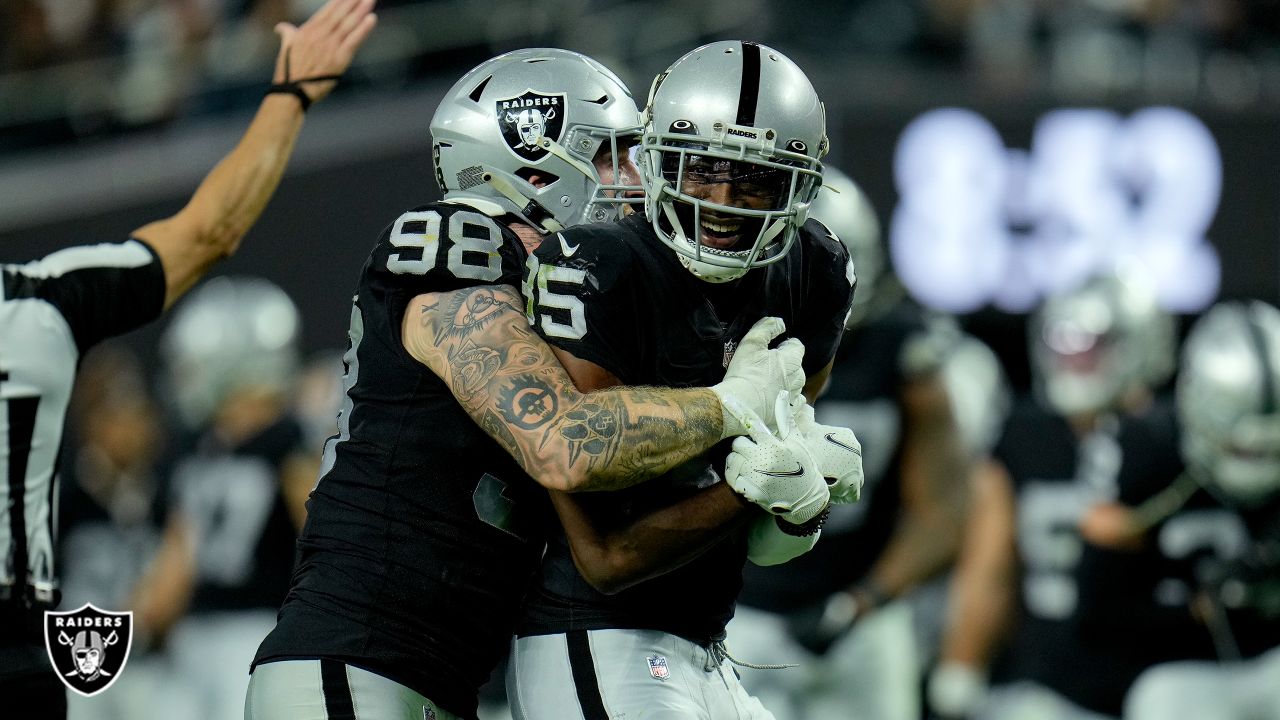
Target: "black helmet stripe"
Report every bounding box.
[736,41,761,126]
[1245,305,1278,414]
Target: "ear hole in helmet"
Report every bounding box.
[515,167,560,188]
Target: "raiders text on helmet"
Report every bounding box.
[639,41,828,282]
[431,48,642,233]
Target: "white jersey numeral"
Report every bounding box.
[388,210,503,281]
[523,254,587,340]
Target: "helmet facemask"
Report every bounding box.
[641,126,820,282]
[638,40,827,283]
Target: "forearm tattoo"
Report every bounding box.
[410,285,722,491]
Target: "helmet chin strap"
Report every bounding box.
[661,196,788,282]
[482,172,565,234]
[539,137,600,181]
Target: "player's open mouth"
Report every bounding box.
[699,218,743,249]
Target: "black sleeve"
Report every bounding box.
[523,228,640,379]
[796,220,856,375]
[4,239,167,353]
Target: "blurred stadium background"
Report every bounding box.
[5,0,1280,386]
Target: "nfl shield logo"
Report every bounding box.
[646,654,670,681]
[722,339,738,369]
[44,603,133,697]
[496,90,567,163]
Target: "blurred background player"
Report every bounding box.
[729,165,970,720]
[131,277,310,720]
[248,47,816,720]
[58,345,170,720]
[0,2,375,715]
[1071,301,1280,720]
[927,270,1182,720]
[511,40,860,720]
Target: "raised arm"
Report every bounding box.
[400,285,804,493]
[133,0,377,309]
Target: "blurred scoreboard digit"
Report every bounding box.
[889,107,1223,314]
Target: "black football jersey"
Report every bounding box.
[251,203,552,719]
[57,458,164,614]
[739,301,931,612]
[170,415,303,613]
[990,398,1185,716]
[1076,407,1280,668]
[517,213,855,644]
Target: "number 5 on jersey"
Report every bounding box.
[523,253,587,340]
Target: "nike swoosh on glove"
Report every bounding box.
[792,397,864,504]
[724,392,830,530]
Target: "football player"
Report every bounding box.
[0,2,374,716]
[929,271,1182,720]
[247,48,826,720]
[129,278,311,720]
[508,41,863,720]
[1076,301,1280,720]
[728,165,970,720]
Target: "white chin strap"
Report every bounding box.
[661,198,788,283]
[482,171,565,234]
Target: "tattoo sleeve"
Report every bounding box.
[402,285,723,492]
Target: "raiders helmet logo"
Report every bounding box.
[496,90,566,162]
[44,603,133,697]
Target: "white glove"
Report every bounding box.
[792,398,864,504]
[711,317,806,440]
[724,392,830,528]
[927,662,988,719]
[746,513,821,566]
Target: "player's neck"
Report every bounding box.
[508,222,546,254]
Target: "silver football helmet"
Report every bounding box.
[810,166,884,328]
[639,41,828,283]
[1030,270,1175,416]
[1179,301,1280,509]
[161,276,301,429]
[431,48,643,232]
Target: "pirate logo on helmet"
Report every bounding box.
[496,90,566,162]
[44,603,133,697]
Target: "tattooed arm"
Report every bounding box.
[401,284,725,493]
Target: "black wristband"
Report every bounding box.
[775,503,831,537]
[266,82,312,112]
[265,74,342,112]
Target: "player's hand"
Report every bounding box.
[746,512,821,567]
[711,316,806,440]
[791,396,864,504]
[273,0,378,105]
[926,662,988,720]
[724,392,830,529]
[784,591,859,656]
